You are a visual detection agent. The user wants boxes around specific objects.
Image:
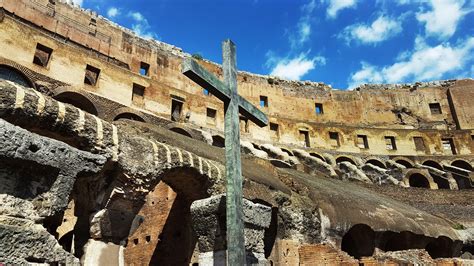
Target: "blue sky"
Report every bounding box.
[76,0,474,90]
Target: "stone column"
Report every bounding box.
[190,194,272,265]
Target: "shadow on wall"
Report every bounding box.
[341,224,463,259]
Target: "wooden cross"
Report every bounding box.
[182,40,268,264]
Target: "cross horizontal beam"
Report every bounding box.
[182,58,268,127]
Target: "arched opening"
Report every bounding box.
[451,160,473,171]
[124,167,211,265]
[422,160,443,171]
[395,159,413,168]
[382,231,427,251]
[281,148,294,157]
[269,159,292,168]
[341,224,375,259]
[426,236,455,259]
[336,156,356,166]
[55,92,98,116]
[113,112,145,122]
[408,173,430,188]
[431,174,450,189]
[366,159,386,169]
[212,135,225,148]
[169,127,193,139]
[0,65,33,88]
[309,152,325,162]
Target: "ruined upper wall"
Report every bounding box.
[1,0,473,142]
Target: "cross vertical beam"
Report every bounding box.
[181,39,268,265]
[222,40,245,265]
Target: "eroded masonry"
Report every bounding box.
[0,0,473,265]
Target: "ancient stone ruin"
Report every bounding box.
[0,0,473,265]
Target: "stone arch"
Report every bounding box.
[269,159,292,169]
[392,157,415,168]
[0,64,35,88]
[309,152,325,162]
[341,224,375,259]
[422,160,443,171]
[112,107,147,122]
[451,160,473,171]
[403,169,438,189]
[430,173,451,189]
[54,90,99,116]
[128,167,212,265]
[169,127,193,139]
[212,135,225,148]
[335,156,356,166]
[366,158,386,169]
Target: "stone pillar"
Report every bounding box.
[190,194,272,265]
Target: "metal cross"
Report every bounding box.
[182,40,268,265]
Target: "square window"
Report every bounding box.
[206,108,217,124]
[84,64,100,86]
[140,62,150,76]
[315,103,324,115]
[269,122,279,138]
[441,138,456,155]
[132,83,145,106]
[171,98,183,122]
[260,96,268,108]
[240,116,249,133]
[471,135,474,141]
[329,132,340,147]
[357,135,369,149]
[33,43,53,67]
[145,235,151,243]
[385,136,397,150]
[413,137,426,151]
[429,103,442,115]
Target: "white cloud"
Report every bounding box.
[416,0,471,39]
[290,0,317,48]
[71,0,83,6]
[128,11,145,22]
[107,7,120,18]
[326,0,357,18]
[268,53,326,80]
[348,37,474,88]
[341,15,402,44]
[127,11,157,39]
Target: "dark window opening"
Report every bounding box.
[260,96,268,108]
[429,103,442,115]
[269,123,279,138]
[133,238,139,245]
[329,132,340,147]
[413,137,426,151]
[206,108,217,124]
[240,116,249,133]
[357,135,368,149]
[315,103,324,115]
[385,136,397,150]
[33,43,53,67]
[441,138,456,155]
[409,173,430,188]
[84,64,100,86]
[171,99,183,122]
[145,235,151,243]
[299,130,310,148]
[132,83,146,107]
[140,62,150,76]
